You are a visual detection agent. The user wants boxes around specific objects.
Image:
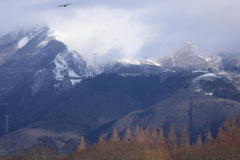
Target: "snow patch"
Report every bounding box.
[198,73,217,78]
[48,30,61,41]
[119,73,143,77]
[37,40,49,48]
[37,30,57,48]
[17,37,29,49]
[52,52,81,85]
[68,69,79,78]
[217,71,229,75]
[218,57,224,70]
[119,59,141,65]
[117,58,161,66]
[70,79,82,86]
[170,55,175,67]
[193,73,217,92]
[205,92,213,96]
[193,71,240,92]
[145,59,161,66]
[197,54,212,62]
[53,58,65,81]
[192,70,208,73]
[68,49,84,62]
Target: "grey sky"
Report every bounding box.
[0,0,240,63]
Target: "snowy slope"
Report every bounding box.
[100,58,173,76]
[193,71,240,93]
[0,27,91,96]
[158,42,222,71]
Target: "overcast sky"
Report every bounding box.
[0,0,240,63]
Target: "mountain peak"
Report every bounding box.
[174,42,199,57]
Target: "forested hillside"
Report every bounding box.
[1,116,240,160]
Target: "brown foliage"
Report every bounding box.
[174,117,240,160]
[205,130,214,144]
[3,117,240,160]
[122,127,133,142]
[71,141,171,160]
[179,125,190,147]
[135,128,145,143]
[196,134,202,145]
[156,126,165,146]
[76,136,87,152]
[97,132,106,144]
[167,125,178,151]
[219,117,240,144]
[175,142,240,160]
[150,127,158,142]
[2,146,56,160]
[142,148,171,160]
[109,128,121,142]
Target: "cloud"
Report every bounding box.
[0,0,240,64]
[48,7,154,63]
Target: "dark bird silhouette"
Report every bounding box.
[58,4,71,7]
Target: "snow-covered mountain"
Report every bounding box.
[98,42,239,76]
[0,27,239,109]
[99,59,173,76]
[1,27,240,155]
[157,42,222,71]
[0,27,91,97]
[0,28,239,95]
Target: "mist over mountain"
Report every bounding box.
[0,27,240,155]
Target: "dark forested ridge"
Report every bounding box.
[1,117,240,160]
[1,71,240,155]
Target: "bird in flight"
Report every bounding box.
[58,4,71,7]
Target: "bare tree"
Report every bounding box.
[150,126,158,142]
[157,126,165,146]
[205,130,213,144]
[109,128,120,142]
[77,136,87,151]
[134,125,141,137]
[221,117,240,144]
[122,127,133,142]
[135,127,145,143]
[98,132,106,144]
[196,134,202,145]
[216,127,225,144]
[17,146,56,160]
[167,125,178,151]
[180,125,190,147]
[144,126,154,143]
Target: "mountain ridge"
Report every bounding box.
[0,27,240,155]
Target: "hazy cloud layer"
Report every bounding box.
[0,0,240,63]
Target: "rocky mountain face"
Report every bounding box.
[0,27,92,154]
[0,27,90,96]
[101,42,240,74]
[100,60,173,76]
[109,72,240,139]
[0,28,240,155]
[157,42,220,71]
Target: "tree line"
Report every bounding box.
[1,116,240,160]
